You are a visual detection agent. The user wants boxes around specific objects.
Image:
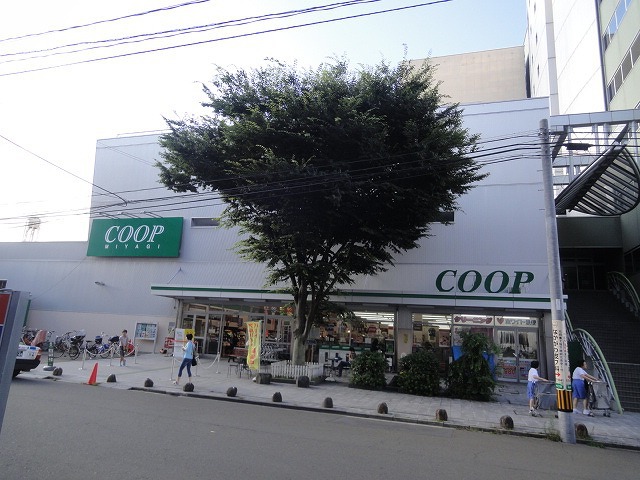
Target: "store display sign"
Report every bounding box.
[495,317,538,327]
[87,217,183,257]
[173,328,194,359]
[453,315,494,325]
[435,269,535,294]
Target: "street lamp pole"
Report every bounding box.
[539,118,575,443]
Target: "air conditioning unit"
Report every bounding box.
[0,279,7,289]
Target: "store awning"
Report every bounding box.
[555,144,640,216]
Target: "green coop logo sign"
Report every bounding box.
[87,218,183,257]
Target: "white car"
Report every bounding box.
[14,343,41,378]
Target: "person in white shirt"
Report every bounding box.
[119,330,128,366]
[527,360,549,415]
[572,359,600,416]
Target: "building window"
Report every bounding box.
[434,211,455,223]
[606,31,640,102]
[632,31,640,64]
[191,217,220,227]
[602,0,634,52]
[621,52,632,79]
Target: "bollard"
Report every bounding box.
[42,341,55,371]
[575,423,590,439]
[500,415,514,430]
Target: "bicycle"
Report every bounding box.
[66,331,87,360]
[51,331,74,358]
[53,330,85,359]
[86,333,118,359]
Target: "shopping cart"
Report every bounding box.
[587,381,612,417]
[516,381,556,417]
[534,381,557,412]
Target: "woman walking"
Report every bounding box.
[174,333,195,386]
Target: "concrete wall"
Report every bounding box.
[411,47,527,104]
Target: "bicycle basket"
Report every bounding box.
[94,336,103,344]
[109,336,120,344]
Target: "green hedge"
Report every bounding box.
[397,347,441,396]
[350,351,387,390]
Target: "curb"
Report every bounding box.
[126,385,639,451]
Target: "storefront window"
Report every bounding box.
[493,316,539,382]
[180,303,294,358]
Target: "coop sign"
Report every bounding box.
[435,269,534,294]
[87,218,183,257]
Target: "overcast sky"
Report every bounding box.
[0,0,526,242]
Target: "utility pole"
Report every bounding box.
[539,118,575,443]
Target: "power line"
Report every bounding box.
[0,0,213,43]
[0,132,589,224]
[0,1,382,61]
[0,132,129,208]
[0,0,453,77]
[0,137,551,229]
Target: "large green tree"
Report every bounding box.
[158,59,486,364]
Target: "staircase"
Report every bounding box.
[566,289,640,412]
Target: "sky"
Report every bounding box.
[0,0,527,242]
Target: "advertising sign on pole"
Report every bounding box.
[246,321,261,371]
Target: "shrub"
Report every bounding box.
[397,347,441,396]
[350,351,387,390]
[446,331,497,401]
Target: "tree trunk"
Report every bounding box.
[291,285,309,365]
[291,333,306,365]
[291,309,310,365]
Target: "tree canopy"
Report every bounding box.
[158,58,486,363]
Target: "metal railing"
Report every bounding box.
[607,271,640,319]
[565,317,623,414]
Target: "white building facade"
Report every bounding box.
[0,97,558,382]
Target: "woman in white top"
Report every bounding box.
[527,360,549,414]
[572,359,600,415]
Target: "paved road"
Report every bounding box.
[19,353,640,450]
[2,379,640,480]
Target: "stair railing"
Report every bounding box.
[565,312,623,414]
[607,271,640,319]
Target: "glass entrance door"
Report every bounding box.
[494,328,538,382]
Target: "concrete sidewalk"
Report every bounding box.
[20,353,640,450]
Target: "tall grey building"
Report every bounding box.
[526,0,639,114]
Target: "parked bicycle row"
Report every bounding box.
[21,327,136,361]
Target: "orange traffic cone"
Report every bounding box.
[86,362,98,385]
